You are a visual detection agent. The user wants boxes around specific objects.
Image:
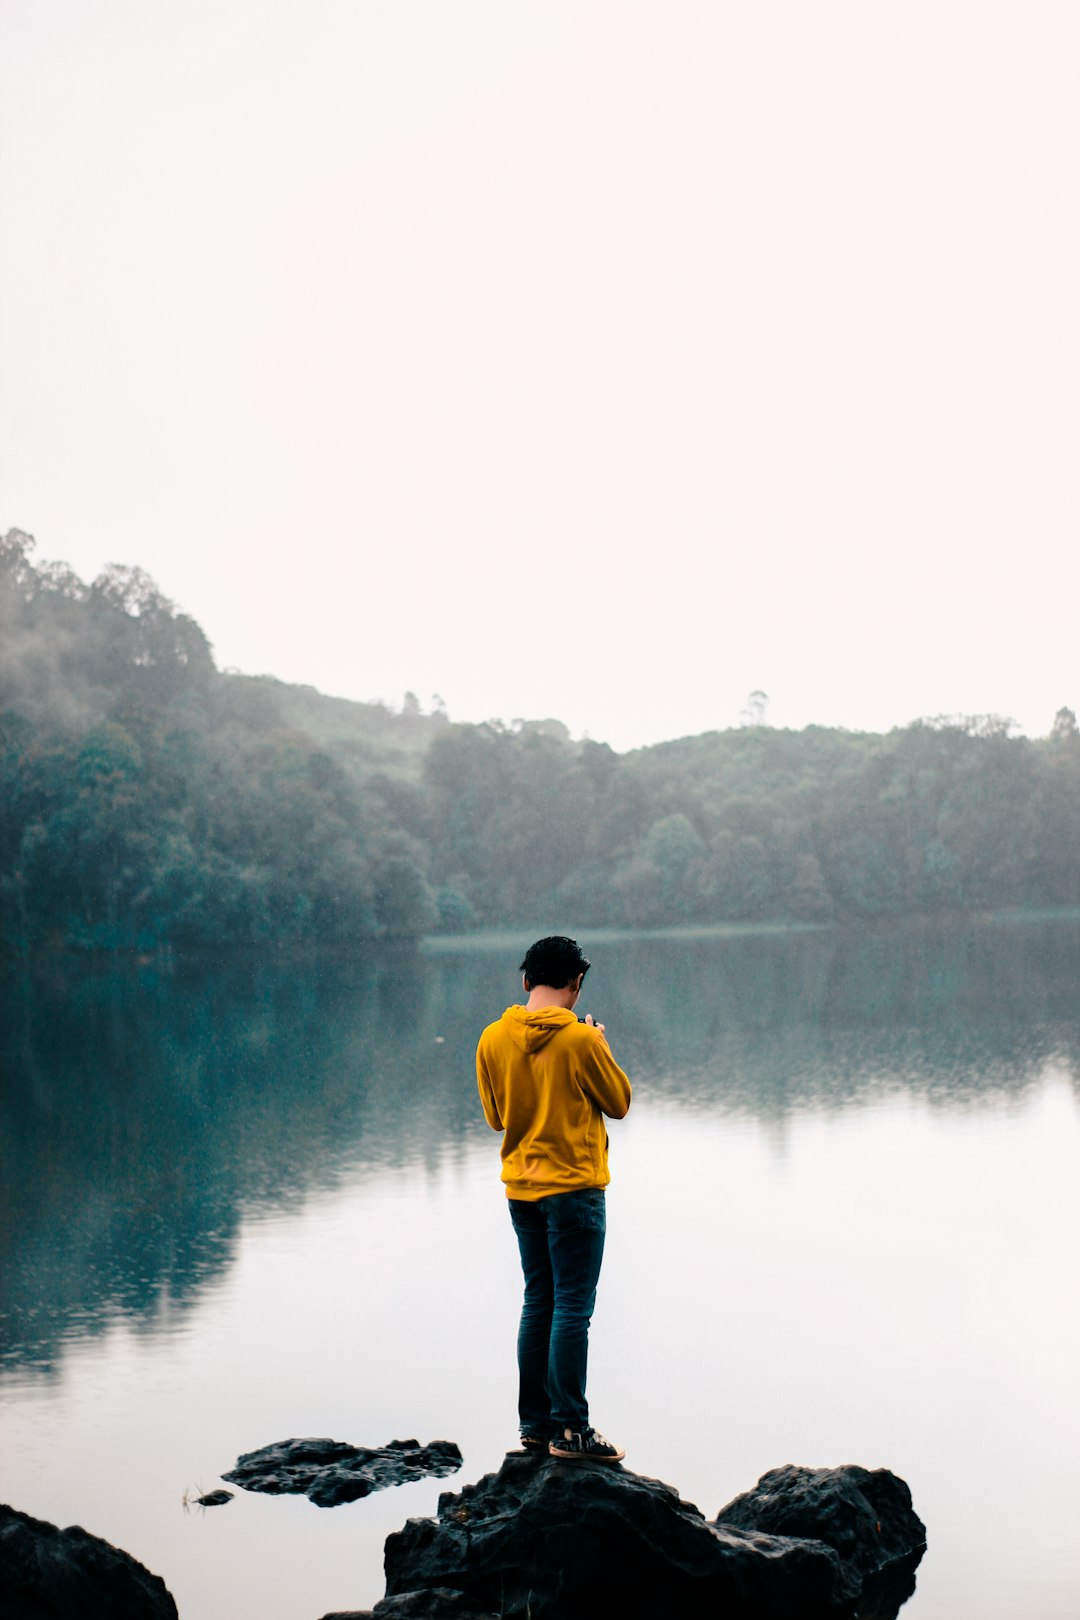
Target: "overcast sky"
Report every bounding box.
[2,1,1077,751]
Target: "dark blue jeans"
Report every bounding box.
[508,1187,607,1437]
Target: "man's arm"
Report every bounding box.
[475,1041,503,1132]
[580,1034,632,1119]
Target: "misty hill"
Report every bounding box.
[269,677,447,778]
[3,528,1079,955]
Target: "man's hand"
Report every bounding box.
[583,1013,607,1040]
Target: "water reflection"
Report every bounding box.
[0,949,489,1374]
[2,916,1077,1376]
[596,918,1080,1114]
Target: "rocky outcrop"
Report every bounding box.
[716,1463,925,1616]
[223,1436,462,1507]
[371,1455,925,1620]
[320,1598,496,1620]
[0,1502,178,1620]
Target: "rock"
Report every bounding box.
[370,1593,499,1619]
[715,1464,927,1619]
[380,1455,926,1620]
[320,1597,497,1620]
[0,1502,178,1620]
[193,1490,233,1507]
[223,1436,462,1508]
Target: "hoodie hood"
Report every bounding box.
[500,1005,578,1053]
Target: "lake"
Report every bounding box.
[2,917,1079,1619]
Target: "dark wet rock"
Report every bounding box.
[370,1593,499,1619]
[0,1502,178,1620]
[324,1594,499,1620]
[223,1436,462,1508]
[380,1454,926,1620]
[716,1464,927,1619]
[193,1489,233,1507]
[715,1463,926,1578]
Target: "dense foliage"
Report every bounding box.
[3,528,1078,954]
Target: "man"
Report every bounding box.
[476,935,632,1462]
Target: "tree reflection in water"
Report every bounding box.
[2,915,1077,1376]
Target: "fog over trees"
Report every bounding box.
[2,529,1078,955]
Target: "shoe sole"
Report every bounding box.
[548,1447,625,1463]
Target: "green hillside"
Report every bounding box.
[3,527,1078,955]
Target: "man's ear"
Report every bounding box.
[522,974,530,992]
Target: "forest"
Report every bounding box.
[2,527,1078,955]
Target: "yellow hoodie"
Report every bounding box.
[476,1005,632,1200]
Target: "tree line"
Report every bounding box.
[2,528,1078,955]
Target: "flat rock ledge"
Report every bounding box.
[0,1502,178,1620]
[333,1456,926,1620]
[223,1437,463,1508]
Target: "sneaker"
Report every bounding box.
[549,1426,625,1463]
[506,1433,550,1458]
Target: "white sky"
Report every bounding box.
[1,0,1077,751]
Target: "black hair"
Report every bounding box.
[519,935,591,990]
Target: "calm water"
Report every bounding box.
[2,919,1079,1619]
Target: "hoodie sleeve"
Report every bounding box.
[579,1034,632,1120]
[475,1038,503,1132]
